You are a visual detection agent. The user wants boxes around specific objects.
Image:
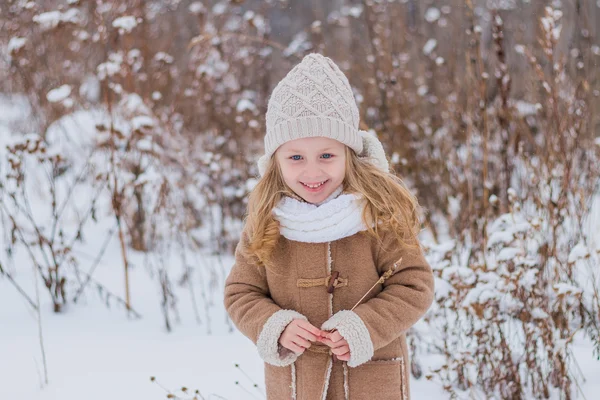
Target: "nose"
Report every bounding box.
[303,160,323,178]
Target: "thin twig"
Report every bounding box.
[71,223,117,302]
[0,261,38,310]
[32,257,48,385]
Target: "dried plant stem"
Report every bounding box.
[0,262,37,310]
[32,260,48,386]
[188,32,293,58]
[234,363,266,397]
[350,264,399,312]
[324,258,401,331]
[117,216,131,311]
[71,224,117,303]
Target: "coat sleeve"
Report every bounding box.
[321,228,435,367]
[224,228,307,367]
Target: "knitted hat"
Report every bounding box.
[257,53,389,177]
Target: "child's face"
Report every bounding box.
[275,137,347,204]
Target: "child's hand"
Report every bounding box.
[317,330,351,361]
[279,319,326,355]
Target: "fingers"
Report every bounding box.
[328,331,344,343]
[295,327,320,342]
[317,337,335,347]
[292,336,312,349]
[318,336,349,350]
[285,342,306,354]
[281,331,311,350]
[335,351,350,361]
[295,320,326,341]
[331,344,350,356]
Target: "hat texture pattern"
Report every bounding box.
[257,53,389,176]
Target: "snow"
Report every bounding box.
[131,115,156,130]
[553,24,563,41]
[530,307,549,319]
[236,99,256,113]
[112,16,139,34]
[463,282,501,306]
[154,52,174,64]
[434,277,453,299]
[341,5,363,18]
[251,14,267,33]
[212,2,227,16]
[487,213,531,248]
[0,93,31,125]
[515,44,526,54]
[8,37,27,53]
[97,52,124,80]
[513,100,541,116]
[423,39,437,55]
[33,9,81,31]
[79,75,101,103]
[488,230,515,247]
[189,2,206,15]
[486,0,517,10]
[195,49,230,79]
[497,246,521,261]
[133,170,162,186]
[46,85,72,103]
[553,283,583,295]
[283,31,312,57]
[442,265,476,285]
[120,93,151,116]
[424,8,441,23]
[568,242,590,263]
[0,248,265,400]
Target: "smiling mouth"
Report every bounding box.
[301,180,328,189]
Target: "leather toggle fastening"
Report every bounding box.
[296,271,348,293]
[327,271,340,294]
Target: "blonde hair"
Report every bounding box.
[242,146,424,269]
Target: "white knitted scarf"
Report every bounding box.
[272,185,372,243]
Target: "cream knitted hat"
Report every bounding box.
[257,53,389,177]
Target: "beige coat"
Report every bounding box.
[224,224,435,399]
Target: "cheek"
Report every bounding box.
[332,160,346,177]
[278,164,298,183]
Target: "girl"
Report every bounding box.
[224,53,435,400]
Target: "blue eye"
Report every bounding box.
[289,154,333,161]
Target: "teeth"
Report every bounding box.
[303,181,326,188]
